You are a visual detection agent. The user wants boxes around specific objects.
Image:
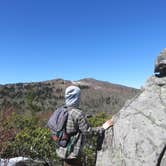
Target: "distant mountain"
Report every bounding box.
[0,78,140,116]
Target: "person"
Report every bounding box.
[154,48,166,77]
[56,85,113,166]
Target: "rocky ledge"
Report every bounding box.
[96,76,166,166]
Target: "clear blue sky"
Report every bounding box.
[0,0,166,88]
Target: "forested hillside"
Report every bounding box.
[0,78,140,165]
[0,78,139,115]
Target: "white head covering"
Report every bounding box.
[65,86,80,108]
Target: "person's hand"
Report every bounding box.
[102,118,113,130]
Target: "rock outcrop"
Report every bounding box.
[96,76,166,166]
[0,157,46,166]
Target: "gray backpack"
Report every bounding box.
[47,106,70,147]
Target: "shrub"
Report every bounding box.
[5,127,60,165]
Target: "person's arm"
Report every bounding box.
[77,113,113,135]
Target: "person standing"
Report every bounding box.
[55,85,113,166]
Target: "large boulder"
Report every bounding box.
[96,75,166,166]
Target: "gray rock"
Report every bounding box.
[0,157,46,166]
[96,76,166,166]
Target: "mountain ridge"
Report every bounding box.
[0,78,140,116]
[0,77,139,89]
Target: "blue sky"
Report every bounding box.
[0,0,166,88]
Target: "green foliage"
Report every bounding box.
[2,113,61,165]
[80,112,112,166]
[1,111,111,165]
[25,91,42,112]
[0,79,139,115]
[9,113,39,130]
[0,79,139,165]
[0,108,17,156]
[88,112,112,127]
[82,135,97,166]
[78,84,90,89]
[6,128,59,165]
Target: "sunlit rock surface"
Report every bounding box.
[96,76,166,166]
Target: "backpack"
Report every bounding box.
[47,106,71,147]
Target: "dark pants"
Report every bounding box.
[63,158,82,166]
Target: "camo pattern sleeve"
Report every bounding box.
[67,108,104,135]
[77,111,104,136]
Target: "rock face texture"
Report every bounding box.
[0,157,45,166]
[96,76,166,166]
